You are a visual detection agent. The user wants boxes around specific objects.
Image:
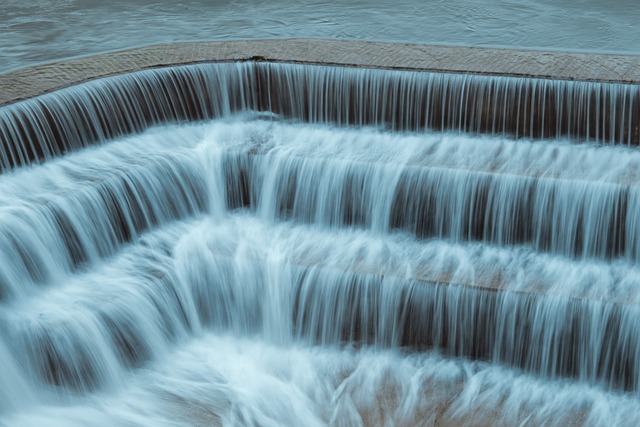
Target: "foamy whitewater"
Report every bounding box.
[0,112,640,425]
[1,54,640,426]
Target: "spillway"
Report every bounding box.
[1,41,640,426]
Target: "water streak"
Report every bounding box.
[1,61,640,425]
[2,62,638,171]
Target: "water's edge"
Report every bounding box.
[2,39,640,107]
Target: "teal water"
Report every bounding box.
[1,0,639,73]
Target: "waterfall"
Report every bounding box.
[1,62,639,171]
[1,61,640,425]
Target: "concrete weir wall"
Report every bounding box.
[2,39,640,105]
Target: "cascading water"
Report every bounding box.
[1,61,640,426]
[2,62,639,171]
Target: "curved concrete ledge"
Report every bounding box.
[1,39,640,106]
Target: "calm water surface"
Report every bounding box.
[1,0,639,73]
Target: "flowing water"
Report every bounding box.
[1,62,640,425]
[2,0,640,73]
[2,63,639,171]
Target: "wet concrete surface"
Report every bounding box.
[1,39,639,106]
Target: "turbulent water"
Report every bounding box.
[3,0,640,423]
[1,109,640,425]
[1,18,640,419]
[2,0,640,72]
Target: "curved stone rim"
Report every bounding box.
[1,38,640,107]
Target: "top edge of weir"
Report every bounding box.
[1,38,640,106]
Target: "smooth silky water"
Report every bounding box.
[2,0,640,73]
[1,63,640,426]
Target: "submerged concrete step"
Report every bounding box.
[176,217,640,392]
[220,140,640,263]
[5,214,640,393]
